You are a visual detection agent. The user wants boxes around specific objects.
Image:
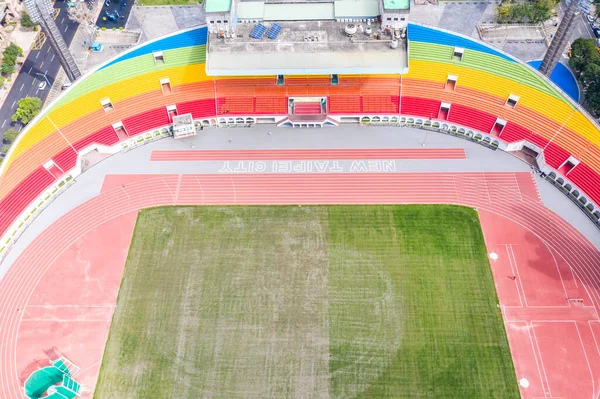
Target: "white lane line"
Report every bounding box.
[26,304,117,308]
[19,83,23,92]
[64,26,69,33]
[28,67,32,74]
[529,322,553,397]
[1,120,6,128]
[50,54,55,62]
[35,52,39,59]
[10,100,15,109]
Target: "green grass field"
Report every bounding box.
[94,205,519,398]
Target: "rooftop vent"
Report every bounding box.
[345,23,358,36]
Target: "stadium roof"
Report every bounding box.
[205,0,232,13]
[237,2,265,19]
[207,20,408,75]
[235,0,381,20]
[334,0,380,18]
[263,3,335,20]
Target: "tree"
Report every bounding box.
[3,43,23,60]
[0,144,10,155]
[495,0,556,23]
[496,4,511,23]
[3,128,18,143]
[1,42,23,76]
[569,38,600,76]
[531,0,554,22]
[20,12,37,28]
[1,63,14,76]
[581,62,600,112]
[568,37,600,116]
[11,97,41,125]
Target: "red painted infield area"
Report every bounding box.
[2,171,600,399]
[479,209,600,399]
[15,212,137,398]
[150,148,467,161]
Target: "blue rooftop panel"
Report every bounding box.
[100,27,208,70]
[408,24,515,63]
[266,24,282,40]
[250,24,267,39]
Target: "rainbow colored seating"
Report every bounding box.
[1,23,600,250]
[404,24,600,199]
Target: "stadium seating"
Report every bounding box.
[1,22,600,244]
[328,96,361,114]
[446,104,496,134]
[0,167,55,236]
[293,102,322,115]
[53,147,78,172]
[568,163,600,201]
[404,24,600,208]
[254,97,287,115]
[176,99,216,119]
[400,97,441,118]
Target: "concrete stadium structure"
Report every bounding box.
[1,23,600,258]
[2,19,600,398]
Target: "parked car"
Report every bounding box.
[594,27,600,39]
[38,81,46,91]
[587,14,596,23]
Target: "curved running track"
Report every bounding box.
[2,172,600,398]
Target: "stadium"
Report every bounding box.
[1,0,600,397]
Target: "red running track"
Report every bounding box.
[149,148,467,161]
[2,171,600,398]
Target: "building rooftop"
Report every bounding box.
[206,20,408,76]
[234,0,383,21]
[383,0,409,10]
[263,3,335,20]
[205,0,232,13]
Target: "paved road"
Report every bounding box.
[0,1,79,139]
[556,1,595,43]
